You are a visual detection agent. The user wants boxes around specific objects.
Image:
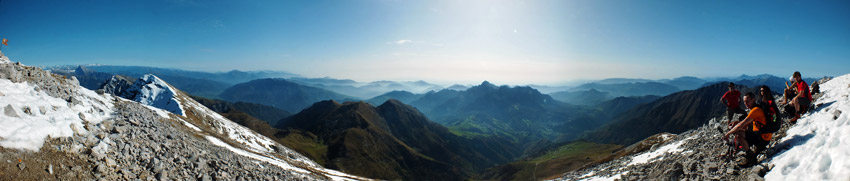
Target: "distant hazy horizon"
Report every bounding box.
[1,0,847,85]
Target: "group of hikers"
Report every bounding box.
[718,71,814,166]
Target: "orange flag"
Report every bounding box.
[1,38,7,46]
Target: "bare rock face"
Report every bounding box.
[100,75,136,98]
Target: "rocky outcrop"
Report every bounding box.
[99,75,135,98]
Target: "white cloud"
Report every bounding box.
[395,39,414,45]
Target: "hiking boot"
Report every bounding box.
[739,150,758,167]
[790,114,801,124]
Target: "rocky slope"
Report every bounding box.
[554,76,842,181]
[584,82,758,145]
[0,51,366,180]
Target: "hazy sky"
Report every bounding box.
[0,0,848,85]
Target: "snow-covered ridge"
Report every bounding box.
[765,74,850,180]
[100,72,367,180]
[127,74,186,116]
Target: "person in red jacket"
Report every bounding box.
[720,82,746,125]
[790,71,812,123]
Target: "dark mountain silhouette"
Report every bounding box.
[594,78,655,84]
[190,96,292,125]
[367,90,423,105]
[447,84,470,90]
[595,95,662,116]
[289,77,443,99]
[569,82,681,98]
[66,65,115,90]
[704,74,818,94]
[583,82,756,145]
[661,76,707,90]
[218,78,354,113]
[549,89,611,105]
[275,100,520,180]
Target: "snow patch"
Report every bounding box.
[129,74,185,116]
[579,171,629,181]
[185,100,278,153]
[204,136,309,173]
[178,118,202,132]
[0,79,114,151]
[628,138,689,165]
[0,51,10,64]
[765,74,850,180]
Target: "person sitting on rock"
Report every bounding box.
[723,92,772,166]
[720,82,746,125]
[759,85,779,123]
[789,71,812,123]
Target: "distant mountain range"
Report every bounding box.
[370,81,610,148]
[218,78,355,113]
[50,65,237,98]
[549,89,611,106]
[275,100,520,180]
[47,64,299,85]
[289,77,444,99]
[190,96,292,126]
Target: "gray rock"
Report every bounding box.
[95,163,107,174]
[47,164,53,174]
[200,173,212,181]
[17,162,25,170]
[834,110,842,120]
[156,170,167,180]
[4,104,18,117]
[106,158,117,167]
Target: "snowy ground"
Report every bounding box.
[765,74,850,180]
[0,79,113,151]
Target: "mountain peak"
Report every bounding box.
[74,65,92,74]
[481,80,493,86]
[102,74,186,116]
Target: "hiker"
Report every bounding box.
[789,71,812,123]
[759,85,780,125]
[720,82,745,124]
[723,92,772,166]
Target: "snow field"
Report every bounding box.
[0,79,114,151]
[765,74,850,180]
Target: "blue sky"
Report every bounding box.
[0,0,848,85]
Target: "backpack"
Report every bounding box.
[757,101,782,134]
